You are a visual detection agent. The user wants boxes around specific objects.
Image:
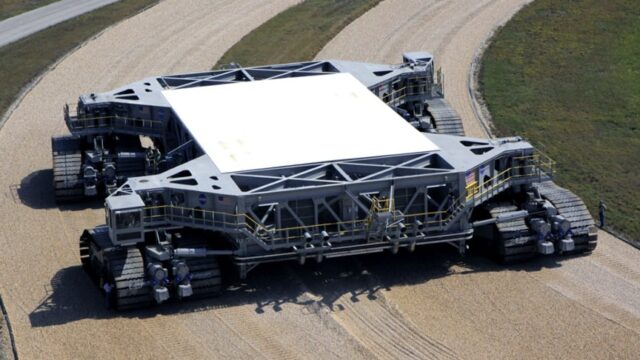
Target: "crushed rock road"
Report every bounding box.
[318,0,640,358]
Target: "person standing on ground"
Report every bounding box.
[598,200,607,228]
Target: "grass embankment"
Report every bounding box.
[215,0,382,68]
[0,0,59,21]
[480,0,640,241]
[0,0,159,126]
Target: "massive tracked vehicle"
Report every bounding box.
[53,53,597,309]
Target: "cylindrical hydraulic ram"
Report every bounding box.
[190,270,219,280]
[174,248,234,257]
[414,220,424,231]
[472,210,528,228]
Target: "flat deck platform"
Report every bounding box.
[162,73,439,173]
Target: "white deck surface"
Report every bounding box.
[162,73,439,173]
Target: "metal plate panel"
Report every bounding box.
[163,73,439,173]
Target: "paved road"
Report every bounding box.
[0,0,118,48]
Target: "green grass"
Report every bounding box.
[0,0,59,21]
[480,0,640,240]
[215,0,382,68]
[0,0,159,126]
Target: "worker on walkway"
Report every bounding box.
[598,200,607,228]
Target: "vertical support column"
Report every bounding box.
[235,197,249,261]
[238,264,248,280]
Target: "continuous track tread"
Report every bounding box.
[52,135,84,202]
[425,98,465,136]
[105,247,154,310]
[488,204,536,263]
[537,181,597,252]
[175,237,223,299]
[79,232,91,272]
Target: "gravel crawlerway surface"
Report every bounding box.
[318,0,536,138]
[0,1,381,359]
[318,0,640,358]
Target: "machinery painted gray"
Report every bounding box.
[57,53,596,309]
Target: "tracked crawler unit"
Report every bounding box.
[54,53,596,309]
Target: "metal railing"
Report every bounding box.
[139,153,554,246]
[143,205,243,231]
[64,104,164,134]
[465,167,512,204]
[379,78,432,106]
[381,84,425,106]
[141,196,464,247]
[370,196,393,213]
[465,152,555,203]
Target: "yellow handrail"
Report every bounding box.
[370,196,393,212]
[141,154,554,243]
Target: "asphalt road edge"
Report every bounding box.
[0,1,160,132]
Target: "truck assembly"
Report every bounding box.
[52,53,597,309]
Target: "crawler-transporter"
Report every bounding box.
[52,53,597,309]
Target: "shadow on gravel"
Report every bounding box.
[29,245,578,327]
[13,169,102,211]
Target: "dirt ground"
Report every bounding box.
[0,315,12,360]
[0,0,638,359]
[318,0,640,358]
[317,0,535,138]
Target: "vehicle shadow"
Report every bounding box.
[28,245,574,328]
[12,169,102,211]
